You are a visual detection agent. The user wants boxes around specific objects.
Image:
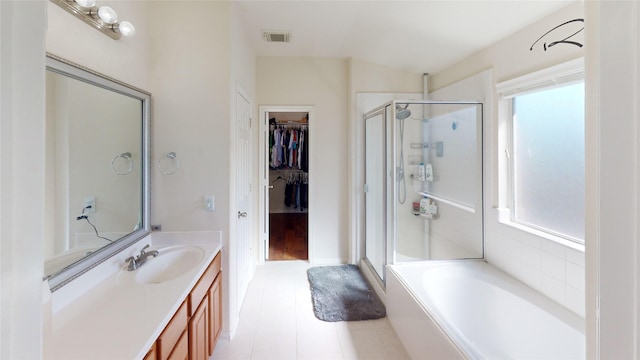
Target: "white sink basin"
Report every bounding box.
[130,246,205,285]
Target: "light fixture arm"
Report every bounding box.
[50,0,135,40]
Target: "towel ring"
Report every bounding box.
[158,152,180,175]
[111,152,133,175]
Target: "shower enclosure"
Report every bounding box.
[363,100,484,283]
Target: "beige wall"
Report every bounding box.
[1,1,47,358]
[46,0,151,91]
[257,56,349,263]
[585,2,640,357]
[149,1,231,234]
[148,1,256,334]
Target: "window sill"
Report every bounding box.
[496,208,585,253]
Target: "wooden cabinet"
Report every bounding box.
[145,252,222,360]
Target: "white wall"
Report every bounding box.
[0,1,47,358]
[257,57,349,263]
[430,2,586,317]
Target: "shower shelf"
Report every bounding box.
[418,192,476,214]
[410,142,429,149]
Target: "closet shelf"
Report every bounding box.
[270,168,307,173]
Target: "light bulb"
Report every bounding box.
[97,6,118,24]
[118,21,136,37]
[74,0,96,8]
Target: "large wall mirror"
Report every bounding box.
[44,53,151,291]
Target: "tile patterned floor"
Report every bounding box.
[212,261,410,360]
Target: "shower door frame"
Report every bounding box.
[363,106,390,286]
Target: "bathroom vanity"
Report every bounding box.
[42,54,226,359]
[43,231,223,359]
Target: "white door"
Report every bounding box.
[236,88,252,303]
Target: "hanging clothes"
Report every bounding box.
[281,172,308,211]
[269,125,308,171]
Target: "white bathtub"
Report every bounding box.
[386,260,585,359]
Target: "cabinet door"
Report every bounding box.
[144,343,157,360]
[167,331,188,360]
[158,301,188,360]
[208,274,222,356]
[189,294,209,360]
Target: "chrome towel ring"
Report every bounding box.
[158,152,180,175]
[111,152,133,175]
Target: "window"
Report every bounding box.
[498,59,585,244]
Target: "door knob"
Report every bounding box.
[238,211,248,218]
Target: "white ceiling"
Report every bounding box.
[235,0,574,74]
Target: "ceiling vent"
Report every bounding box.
[262,31,291,43]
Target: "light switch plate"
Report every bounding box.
[204,195,214,212]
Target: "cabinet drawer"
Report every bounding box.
[158,301,188,360]
[188,253,221,316]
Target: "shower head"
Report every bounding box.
[396,104,411,120]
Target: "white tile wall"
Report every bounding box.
[485,212,586,317]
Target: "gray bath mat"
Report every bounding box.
[307,264,386,322]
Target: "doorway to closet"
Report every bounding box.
[259,106,312,262]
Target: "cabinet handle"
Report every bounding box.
[237,211,248,218]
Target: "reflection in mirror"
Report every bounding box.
[44,53,151,291]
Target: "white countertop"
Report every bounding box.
[43,231,223,360]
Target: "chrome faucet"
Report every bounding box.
[125,244,159,271]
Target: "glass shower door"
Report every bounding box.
[393,101,484,262]
[364,109,386,281]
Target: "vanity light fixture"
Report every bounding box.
[50,0,136,40]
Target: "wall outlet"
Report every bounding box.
[204,195,214,212]
[83,196,96,213]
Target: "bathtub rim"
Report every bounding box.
[387,261,478,359]
[387,259,586,360]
